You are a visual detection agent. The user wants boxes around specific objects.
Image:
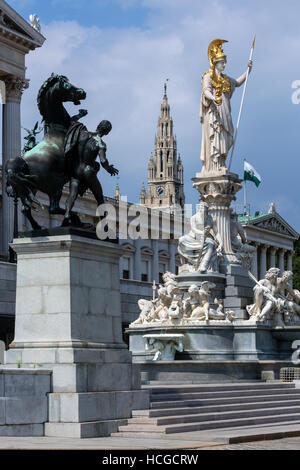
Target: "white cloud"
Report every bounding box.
[20,0,300,231]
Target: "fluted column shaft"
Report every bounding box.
[2,76,29,254]
[251,244,258,279]
[152,240,159,283]
[134,238,142,281]
[169,242,176,274]
[260,245,267,279]
[287,251,293,272]
[278,249,286,274]
[270,247,276,269]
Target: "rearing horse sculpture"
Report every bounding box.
[5,73,86,230]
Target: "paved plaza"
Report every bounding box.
[0,432,299,450]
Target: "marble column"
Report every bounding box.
[287,250,294,272]
[269,247,277,269]
[152,239,159,283]
[169,241,176,274]
[260,245,267,279]
[1,75,29,254]
[250,244,258,279]
[278,249,286,274]
[134,238,142,281]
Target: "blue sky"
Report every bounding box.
[7,0,300,232]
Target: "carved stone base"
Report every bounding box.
[192,171,243,265]
[177,271,226,307]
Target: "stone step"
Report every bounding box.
[115,412,300,435]
[45,418,128,439]
[129,405,300,426]
[148,383,294,395]
[133,398,300,418]
[150,387,300,402]
[150,392,300,409]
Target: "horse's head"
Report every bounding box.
[37,74,86,126]
[54,75,86,105]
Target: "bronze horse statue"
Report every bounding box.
[5,73,87,230]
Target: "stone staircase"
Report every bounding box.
[112,382,300,436]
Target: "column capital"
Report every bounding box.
[269,246,277,255]
[3,75,29,102]
[260,244,268,252]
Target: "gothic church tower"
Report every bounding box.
[139,82,185,214]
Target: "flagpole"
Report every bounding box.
[243,158,247,215]
[244,179,247,216]
[228,35,256,172]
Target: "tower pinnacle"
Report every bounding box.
[139,84,185,214]
[164,79,169,99]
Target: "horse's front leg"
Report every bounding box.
[49,189,65,215]
[22,205,42,231]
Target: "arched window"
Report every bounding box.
[161,123,164,136]
[166,123,168,136]
[160,151,163,173]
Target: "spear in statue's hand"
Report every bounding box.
[228,35,256,172]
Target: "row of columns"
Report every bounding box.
[128,240,294,284]
[133,239,177,283]
[251,243,294,280]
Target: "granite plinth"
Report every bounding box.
[0,368,51,436]
[223,264,255,319]
[137,360,298,383]
[4,233,149,437]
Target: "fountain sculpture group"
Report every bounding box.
[128,39,300,366]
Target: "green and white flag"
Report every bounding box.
[244,160,261,187]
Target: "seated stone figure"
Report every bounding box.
[185,282,231,322]
[230,212,256,269]
[161,272,178,296]
[151,286,172,322]
[278,271,300,323]
[247,268,288,325]
[178,202,223,273]
[131,299,155,325]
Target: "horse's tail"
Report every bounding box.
[5,157,43,211]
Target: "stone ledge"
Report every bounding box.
[0,367,52,375]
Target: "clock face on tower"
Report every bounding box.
[156,186,165,197]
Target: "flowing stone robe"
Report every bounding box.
[178,211,219,273]
[200,73,237,173]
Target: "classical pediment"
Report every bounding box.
[0,1,45,49]
[245,213,299,239]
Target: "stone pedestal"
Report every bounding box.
[128,323,300,362]
[177,271,226,307]
[5,232,149,438]
[224,264,255,319]
[192,171,242,266]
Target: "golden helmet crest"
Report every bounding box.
[208,39,228,66]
